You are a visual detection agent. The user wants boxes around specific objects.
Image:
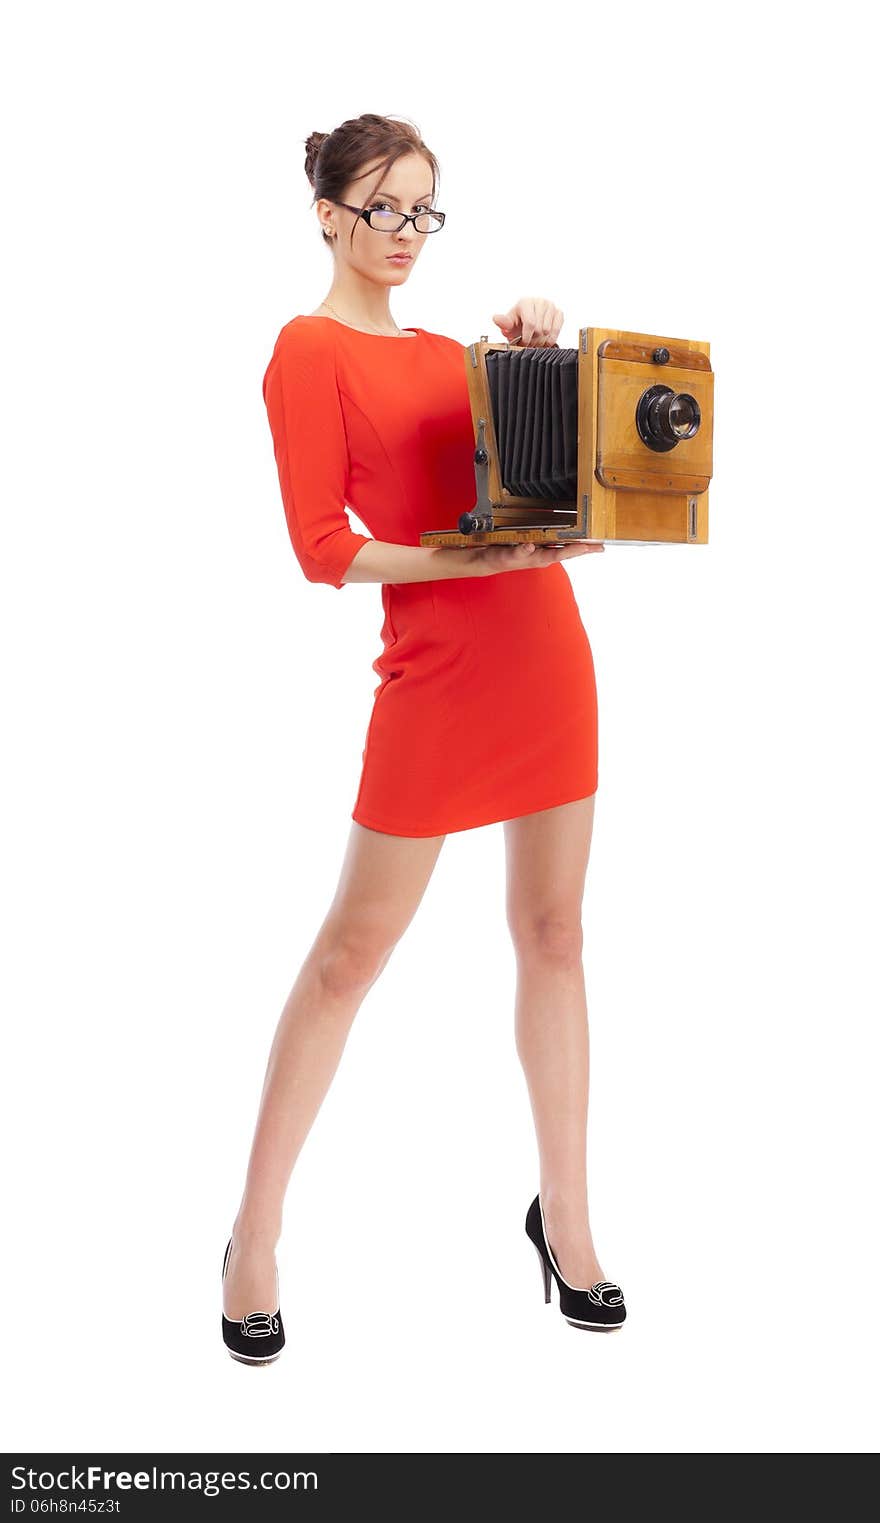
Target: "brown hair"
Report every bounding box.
[304,113,440,249]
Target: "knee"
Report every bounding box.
[313,929,391,999]
[508,910,584,969]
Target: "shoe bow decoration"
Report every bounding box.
[587,1280,624,1307]
[240,1311,280,1337]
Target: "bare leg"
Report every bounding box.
[223,820,446,1319]
[504,794,605,1288]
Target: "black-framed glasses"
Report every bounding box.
[332,200,446,234]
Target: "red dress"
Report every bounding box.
[262,314,598,836]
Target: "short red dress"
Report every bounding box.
[262,314,598,837]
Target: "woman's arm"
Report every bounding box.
[341,538,602,585]
[341,540,482,584]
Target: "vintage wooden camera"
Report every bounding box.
[420,326,714,548]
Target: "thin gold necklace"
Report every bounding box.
[319,298,403,337]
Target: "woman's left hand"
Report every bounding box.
[491,296,563,347]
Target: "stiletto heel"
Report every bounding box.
[525,1193,626,1332]
[221,1234,286,1365]
[533,1240,552,1303]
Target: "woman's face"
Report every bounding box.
[326,153,436,286]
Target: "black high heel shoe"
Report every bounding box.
[221,1235,286,1364]
[525,1194,626,1332]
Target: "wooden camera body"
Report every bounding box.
[419,326,714,548]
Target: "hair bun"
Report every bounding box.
[304,131,329,187]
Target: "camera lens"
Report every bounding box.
[636,385,701,452]
[668,394,700,438]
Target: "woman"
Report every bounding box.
[221,113,625,1364]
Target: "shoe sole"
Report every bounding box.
[226,1348,284,1365]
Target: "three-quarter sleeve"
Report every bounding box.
[262,320,372,588]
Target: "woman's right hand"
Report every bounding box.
[463,539,605,575]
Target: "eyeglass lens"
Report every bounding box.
[368,208,443,233]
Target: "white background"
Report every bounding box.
[3,0,878,1456]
